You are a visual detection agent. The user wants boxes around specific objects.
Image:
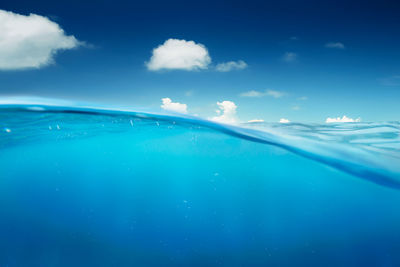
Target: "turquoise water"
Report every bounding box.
[1,99,400,266]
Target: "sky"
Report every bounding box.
[0,0,400,123]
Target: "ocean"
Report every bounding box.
[1,98,400,266]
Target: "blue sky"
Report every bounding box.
[0,0,400,123]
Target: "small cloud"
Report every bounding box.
[216,60,247,72]
[298,96,308,101]
[184,90,194,97]
[292,105,300,110]
[0,9,82,70]
[146,39,211,71]
[380,75,400,86]
[240,90,265,97]
[161,98,188,114]
[326,115,361,123]
[290,36,298,40]
[325,42,345,49]
[279,118,290,123]
[210,101,238,124]
[240,89,285,98]
[282,52,297,62]
[248,119,264,123]
[266,90,285,98]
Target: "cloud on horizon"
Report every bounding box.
[161,98,188,113]
[146,39,211,71]
[326,115,361,123]
[211,100,238,124]
[0,9,82,70]
[325,42,345,49]
[248,119,264,123]
[215,60,247,72]
[279,118,290,123]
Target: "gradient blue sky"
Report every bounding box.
[1,0,400,122]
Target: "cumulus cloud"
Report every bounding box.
[161,98,188,113]
[0,9,82,70]
[279,118,290,123]
[215,60,247,72]
[240,89,285,98]
[210,101,238,124]
[248,119,264,123]
[282,52,297,62]
[325,115,361,123]
[146,39,211,71]
[325,42,345,49]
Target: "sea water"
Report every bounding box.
[1,99,400,266]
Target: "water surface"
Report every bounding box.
[1,99,400,266]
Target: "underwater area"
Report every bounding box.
[1,100,400,266]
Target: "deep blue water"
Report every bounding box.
[1,99,400,266]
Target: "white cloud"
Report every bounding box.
[248,119,264,123]
[325,42,345,49]
[266,90,285,98]
[326,115,361,123]
[210,101,238,124]
[161,98,188,113]
[146,39,211,71]
[215,60,247,72]
[0,9,82,70]
[240,89,285,98]
[240,90,265,97]
[292,105,300,110]
[279,118,290,123]
[282,52,297,62]
[298,96,308,100]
